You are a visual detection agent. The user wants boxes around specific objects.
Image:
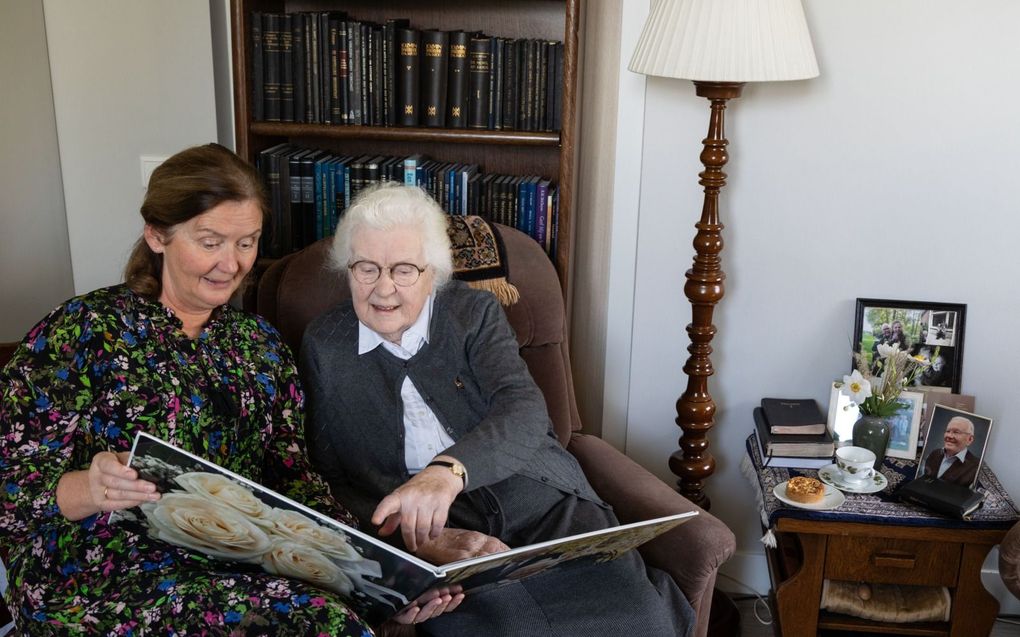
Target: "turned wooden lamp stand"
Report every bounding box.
[670,81,743,508]
[629,0,819,507]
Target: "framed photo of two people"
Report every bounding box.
[852,298,966,393]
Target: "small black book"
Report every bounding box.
[897,476,985,520]
[760,398,826,434]
[754,408,834,458]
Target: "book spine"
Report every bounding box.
[359,23,369,126]
[288,151,305,248]
[291,16,306,123]
[366,25,379,126]
[535,179,549,247]
[491,37,503,130]
[251,12,264,121]
[262,13,282,122]
[308,14,320,123]
[524,39,537,131]
[488,37,500,129]
[327,17,340,124]
[397,28,420,127]
[349,20,363,125]
[302,15,315,122]
[420,30,448,128]
[317,13,329,123]
[501,39,517,130]
[446,31,469,129]
[553,42,563,132]
[337,19,350,125]
[280,14,294,122]
[467,37,492,129]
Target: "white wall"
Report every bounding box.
[0,0,73,341]
[606,0,1020,603]
[43,0,219,295]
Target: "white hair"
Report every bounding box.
[330,183,453,288]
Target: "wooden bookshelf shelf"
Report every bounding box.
[251,122,561,146]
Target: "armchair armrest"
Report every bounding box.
[568,433,735,637]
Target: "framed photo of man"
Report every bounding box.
[915,405,992,489]
[852,299,967,393]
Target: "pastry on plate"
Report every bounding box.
[786,476,825,504]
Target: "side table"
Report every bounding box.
[743,434,1019,637]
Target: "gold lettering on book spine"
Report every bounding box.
[450,45,467,58]
[425,43,443,57]
[401,43,417,56]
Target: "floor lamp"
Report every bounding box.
[629,0,819,509]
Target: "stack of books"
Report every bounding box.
[754,398,835,469]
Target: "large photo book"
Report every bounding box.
[112,433,697,624]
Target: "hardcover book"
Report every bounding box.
[760,398,827,434]
[113,433,696,625]
[262,13,283,122]
[467,36,492,129]
[446,31,469,128]
[420,30,449,128]
[396,28,420,126]
[754,407,835,458]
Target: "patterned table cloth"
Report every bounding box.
[743,433,1019,531]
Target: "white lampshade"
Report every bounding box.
[629,0,819,82]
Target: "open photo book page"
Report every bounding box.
[111,433,696,623]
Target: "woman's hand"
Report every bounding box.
[389,585,465,625]
[416,529,510,565]
[371,460,464,551]
[56,451,160,521]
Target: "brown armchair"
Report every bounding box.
[257,224,736,637]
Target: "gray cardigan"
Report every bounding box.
[300,281,602,527]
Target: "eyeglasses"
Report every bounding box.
[348,260,427,287]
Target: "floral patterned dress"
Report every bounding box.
[0,285,372,636]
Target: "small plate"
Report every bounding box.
[817,463,889,494]
[773,480,846,510]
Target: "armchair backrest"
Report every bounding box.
[256,224,580,445]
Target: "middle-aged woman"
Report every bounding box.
[301,183,695,636]
[0,144,458,635]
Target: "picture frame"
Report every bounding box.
[915,405,992,489]
[826,381,859,448]
[852,298,967,393]
[916,391,976,449]
[884,390,923,460]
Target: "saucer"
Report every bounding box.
[817,463,888,494]
[773,481,846,511]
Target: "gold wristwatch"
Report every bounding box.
[426,460,467,485]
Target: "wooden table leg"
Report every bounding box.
[775,533,826,637]
[950,543,999,637]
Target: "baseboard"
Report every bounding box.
[720,549,1020,615]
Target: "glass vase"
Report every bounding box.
[852,415,890,470]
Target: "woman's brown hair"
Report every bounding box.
[123,143,269,299]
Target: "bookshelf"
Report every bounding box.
[229,0,580,299]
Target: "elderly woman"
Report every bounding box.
[0,144,455,635]
[301,183,694,635]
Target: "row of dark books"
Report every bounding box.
[754,398,834,469]
[252,11,563,132]
[256,143,560,259]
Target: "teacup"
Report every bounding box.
[834,446,876,484]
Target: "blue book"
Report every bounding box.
[534,179,551,247]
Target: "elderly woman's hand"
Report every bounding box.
[416,529,510,565]
[389,585,465,625]
[371,459,464,551]
[56,451,160,521]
